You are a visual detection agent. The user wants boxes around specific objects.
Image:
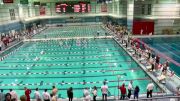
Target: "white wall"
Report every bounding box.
[134,0,180,34]
[0,2,19,25]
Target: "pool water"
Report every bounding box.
[33,26,107,39]
[140,37,180,76]
[0,26,161,99]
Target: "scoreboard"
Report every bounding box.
[3,0,13,3]
[56,1,91,13]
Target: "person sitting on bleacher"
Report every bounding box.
[157,73,166,83]
[147,60,155,72]
[168,71,175,79]
[161,63,169,75]
[155,55,160,70]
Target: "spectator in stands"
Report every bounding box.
[0,89,5,101]
[83,87,91,101]
[0,40,3,51]
[146,81,154,98]
[161,62,169,75]
[34,88,41,101]
[169,71,175,78]
[154,55,160,70]
[9,89,18,101]
[5,93,11,101]
[2,36,7,47]
[101,81,108,101]
[67,87,73,101]
[147,49,151,60]
[20,95,26,101]
[150,61,155,72]
[118,83,126,100]
[127,81,133,99]
[24,87,31,101]
[92,86,97,101]
[134,86,140,100]
[43,89,51,101]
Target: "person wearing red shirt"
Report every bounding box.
[24,87,31,101]
[118,83,126,100]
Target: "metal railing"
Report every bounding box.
[129,95,180,101]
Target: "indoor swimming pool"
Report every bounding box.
[140,36,180,76]
[0,26,162,99]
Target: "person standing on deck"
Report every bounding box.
[146,82,154,98]
[0,89,5,101]
[127,81,133,99]
[118,83,126,100]
[52,86,58,101]
[24,87,31,101]
[67,87,73,101]
[92,86,97,101]
[83,87,91,101]
[34,88,41,101]
[43,89,51,101]
[9,89,18,101]
[4,93,11,101]
[101,81,108,101]
[134,86,140,100]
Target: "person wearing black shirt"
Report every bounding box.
[67,87,73,101]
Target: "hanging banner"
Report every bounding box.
[40,6,46,15]
[3,0,13,3]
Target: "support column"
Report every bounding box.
[116,0,120,15]
[18,5,24,19]
[127,0,134,32]
[112,0,115,14]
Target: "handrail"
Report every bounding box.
[129,95,180,101]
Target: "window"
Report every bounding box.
[147,4,151,15]
[9,9,16,20]
[141,4,145,15]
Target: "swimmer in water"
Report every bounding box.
[34,57,40,61]
[40,50,45,55]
